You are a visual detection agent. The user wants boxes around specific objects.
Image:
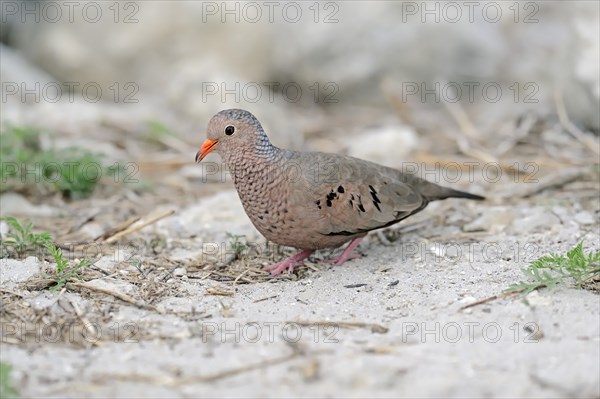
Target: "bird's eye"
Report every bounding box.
[225,125,235,135]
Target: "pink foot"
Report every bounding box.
[264,249,314,276]
[325,237,365,266]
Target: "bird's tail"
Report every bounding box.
[434,188,485,201]
[400,173,485,202]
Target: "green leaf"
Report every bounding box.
[0,362,20,398]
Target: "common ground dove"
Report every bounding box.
[195,109,484,275]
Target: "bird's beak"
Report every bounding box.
[195,139,218,162]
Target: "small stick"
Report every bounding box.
[204,270,254,283]
[67,296,98,340]
[66,281,158,312]
[1,336,22,345]
[95,216,140,242]
[105,209,175,244]
[517,167,588,198]
[205,288,234,296]
[459,290,521,310]
[443,100,480,140]
[98,352,300,386]
[233,269,250,285]
[0,288,25,297]
[440,94,524,173]
[554,88,600,155]
[252,295,279,303]
[174,353,298,384]
[293,320,388,334]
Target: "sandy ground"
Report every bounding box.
[1,182,599,398]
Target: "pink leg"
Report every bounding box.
[325,237,365,266]
[264,249,315,276]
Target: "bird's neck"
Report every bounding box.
[223,141,285,185]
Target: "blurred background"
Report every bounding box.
[1,2,599,397]
[1,1,599,206]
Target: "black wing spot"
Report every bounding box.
[358,204,366,212]
[349,200,353,207]
[326,199,333,207]
[324,230,357,236]
[337,185,345,193]
[369,185,382,211]
[370,191,381,204]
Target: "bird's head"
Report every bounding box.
[195,109,269,162]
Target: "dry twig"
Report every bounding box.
[459,291,520,310]
[554,88,600,155]
[293,320,388,334]
[102,209,175,244]
[66,281,158,312]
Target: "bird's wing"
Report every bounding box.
[296,152,429,236]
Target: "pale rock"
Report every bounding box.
[574,211,595,225]
[0,221,8,239]
[0,193,62,217]
[0,257,40,287]
[510,208,560,234]
[463,207,515,233]
[85,278,137,297]
[347,125,418,167]
[172,267,187,277]
[526,291,552,307]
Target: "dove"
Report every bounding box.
[195,109,484,275]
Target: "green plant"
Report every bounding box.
[147,119,173,139]
[44,242,92,290]
[507,242,600,294]
[0,362,19,398]
[226,232,248,259]
[0,216,92,289]
[0,216,51,258]
[0,125,120,199]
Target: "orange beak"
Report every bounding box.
[195,139,218,162]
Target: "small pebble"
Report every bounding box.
[172,267,187,277]
[574,211,595,225]
[0,221,8,239]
